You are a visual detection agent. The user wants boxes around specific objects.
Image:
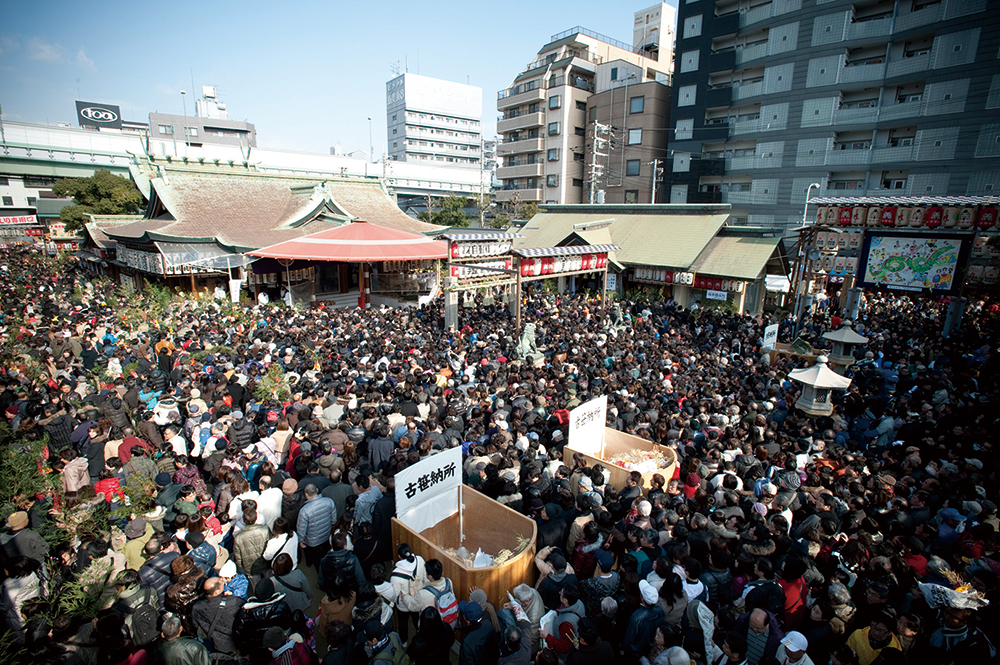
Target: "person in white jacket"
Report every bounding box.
[389,543,427,643]
[262,516,299,569]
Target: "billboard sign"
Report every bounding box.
[857,231,970,296]
[76,101,122,129]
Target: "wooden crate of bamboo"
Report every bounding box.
[563,427,678,491]
[391,487,538,610]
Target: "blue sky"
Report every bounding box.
[0,0,672,155]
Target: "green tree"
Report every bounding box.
[418,196,472,227]
[52,169,144,232]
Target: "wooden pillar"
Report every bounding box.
[358,263,366,309]
[189,272,196,293]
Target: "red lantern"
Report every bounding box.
[664,271,673,283]
[450,242,459,259]
[880,206,897,227]
[978,207,997,230]
[926,206,943,229]
[714,279,723,290]
[838,207,853,226]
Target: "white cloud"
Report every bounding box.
[76,48,95,71]
[26,38,62,63]
[0,36,18,57]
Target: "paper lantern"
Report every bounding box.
[973,237,988,257]
[909,207,925,227]
[978,207,997,230]
[943,207,959,228]
[834,255,847,274]
[846,257,859,274]
[837,232,849,249]
[851,207,866,226]
[838,207,853,226]
[826,232,838,250]
[714,279,723,290]
[984,267,998,285]
[816,207,829,224]
[897,208,913,227]
[958,208,976,229]
[866,207,880,227]
[664,270,673,283]
[815,231,828,249]
[823,255,836,272]
[848,232,861,250]
[880,206,897,227]
[967,265,984,283]
[734,281,744,292]
[926,207,943,228]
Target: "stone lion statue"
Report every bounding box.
[514,322,539,362]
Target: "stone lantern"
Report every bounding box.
[821,321,868,374]
[788,355,852,416]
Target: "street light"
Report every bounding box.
[802,182,822,224]
[180,90,188,157]
[367,117,373,163]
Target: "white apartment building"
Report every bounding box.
[386,73,483,168]
[496,19,672,205]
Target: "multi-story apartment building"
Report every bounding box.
[386,73,483,168]
[497,4,675,205]
[665,0,1000,233]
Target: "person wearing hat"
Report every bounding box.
[458,599,498,665]
[123,517,155,571]
[1,511,47,565]
[623,579,666,662]
[776,630,814,664]
[938,507,967,551]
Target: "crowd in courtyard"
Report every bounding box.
[0,245,997,665]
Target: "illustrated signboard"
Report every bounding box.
[857,232,969,296]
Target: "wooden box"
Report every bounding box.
[391,487,537,610]
[563,427,678,492]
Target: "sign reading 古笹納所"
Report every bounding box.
[395,445,462,533]
[569,395,607,456]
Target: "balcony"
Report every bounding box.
[687,190,723,204]
[735,42,768,65]
[827,148,872,165]
[497,112,545,134]
[846,17,892,40]
[872,144,914,163]
[833,105,879,125]
[726,156,757,170]
[496,187,542,202]
[706,86,734,106]
[721,190,753,204]
[840,62,886,83]
[886,52,931,79]
[497,138,545,156]
[896,3,941,31]
[878,100,923,121]
[497,85,546,111]
[496,163,544,179]
[732,80,763,101]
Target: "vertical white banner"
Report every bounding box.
[763,323,779,351]
[395,446,463,533]
[568,395,607,455]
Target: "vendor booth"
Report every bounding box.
[390,447,538,609]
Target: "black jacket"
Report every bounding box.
[232,593,292,657]
[192,594,245,654]
[139,551,180,606]
[102,396,132,429]
[228,418,254,449]
[459,619,499,665]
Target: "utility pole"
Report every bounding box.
[650,159,662,203]
[588,122,610,203]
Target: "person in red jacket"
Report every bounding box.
[777,557,809,630]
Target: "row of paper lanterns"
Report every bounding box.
[817,205,997,230]
[967,266,999,284]
[633,267,693,284]
[518,253,607,277]
[811,255,859,274]
[814,231,863,251]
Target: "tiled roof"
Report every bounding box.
[84,216,144,249]
[515,206,729,270]
[689,235,783,281]
[108,160,438,250]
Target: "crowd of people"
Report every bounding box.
[0,245,997,665]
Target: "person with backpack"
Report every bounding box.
[191,576,245,655]
[412,559,459,628]
[363,619,408,665]
[389,543,427,643]
[112,569,162,650]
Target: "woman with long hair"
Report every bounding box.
[406,606,455,664]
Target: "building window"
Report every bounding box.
[630,96,645,114]
[611,67,619,81]
[547,175,559,187]
[625,190,639,203]
[548,122,560,136]
[1,196,12,206]
[158,124,174,135]
[393,129,397,134]
[185,126,198,137]
[573,178,584,187]
[576,100,587,111]
[27,197,36,206]
[588,107,597,123]
[575,126,585,136]
[549,95,561,110]
[393,142,398,148]
[574,153,584,163]
[627,129,642,145]
[528,103,540,113]
[548,148,560,161]
[0,177,8,186]
[626,160,641,176]
[392,114,397,121]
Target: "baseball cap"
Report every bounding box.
[458,600,483,621]
[639,579,658,604]
[781,631,808,652]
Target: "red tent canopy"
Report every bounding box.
[247,220,447,262]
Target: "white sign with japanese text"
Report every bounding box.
[569,395,607,455]
[763,323,779,351]
[395,446,462,533]
[706,289,728,301]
